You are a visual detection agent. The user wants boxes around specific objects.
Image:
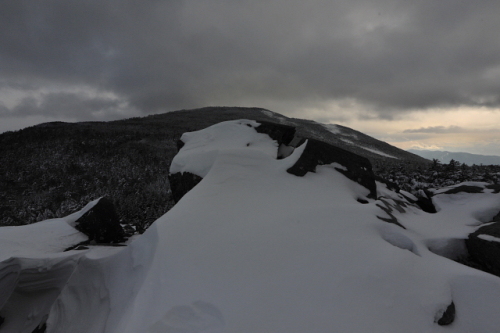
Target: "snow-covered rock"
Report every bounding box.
[286,138,376,198]
[74,197,126,244]
[2,120,500,332]
[466,205,500,277]
[168,119,377,202]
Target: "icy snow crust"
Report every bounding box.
[2,120,500,332]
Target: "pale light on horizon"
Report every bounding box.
[309,105,500,156]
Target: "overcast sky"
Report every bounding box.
[1,0,500,155]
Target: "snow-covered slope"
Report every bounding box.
[324,124,399,159]
[2,120,500,332]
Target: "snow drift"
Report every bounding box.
[1,119,500,332]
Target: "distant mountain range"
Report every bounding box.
[408,149,500,165]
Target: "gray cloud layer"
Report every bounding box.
[403,125,466,134]
[1,0,500,121]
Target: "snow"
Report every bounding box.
[0,199,131,332]
[323,124,359,139]
[431,181,491,195]
[169,119,278,177]
[323,123,342,135]
[259,110,290,124]
[2,119,500,332]
[338,137,354,146]
[323,124,398,159]
[478,234,500,243]
[0,199,101,261]
[400,189,418,201]
[358,146,398,159]
[0,220,86,261]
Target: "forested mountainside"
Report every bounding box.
[1,106,429,228]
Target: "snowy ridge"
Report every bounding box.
[324,124,399,159]
[259,109,291,124]
[170,119,278,177]
[1,120,500,332]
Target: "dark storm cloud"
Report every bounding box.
[1,0,500,121]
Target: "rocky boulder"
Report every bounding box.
[435,302,455,326]
[75,197,126,244]
[168,172,204,204]
[253,121,296,146]
[286,139,377,198]
[415,190,437,214]
[466,215,500,277]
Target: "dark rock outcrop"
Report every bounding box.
[415,190,437,214]
[75,197,126,244]
[486,184,500,194]
[436,301,455,326]
[416,196,437,214]
[493,210,500,222]
[444,185,483,195]
[176,139,185,152]
[286,139,377,198]
[466,221,500,277]
[168,172,203,203]
[254,121,296,146]
[31,322,47,333]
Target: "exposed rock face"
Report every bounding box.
[415,190,437,214]
[168,172,203,204]
[444,185,483,195]
[75,197,126,243]
[487,184,500,194]
[466,220,500,277]
[416,196,437,214]
[176,139,185,151]
[492,210,500,222]
[436,301,455,326]
[253,121,296,146]
[31,322,47,333]
[286,139,377,198]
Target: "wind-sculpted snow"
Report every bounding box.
[169,119,279,178]
[2,120,500,332]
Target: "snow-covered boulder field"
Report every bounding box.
[2,119,500,332]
